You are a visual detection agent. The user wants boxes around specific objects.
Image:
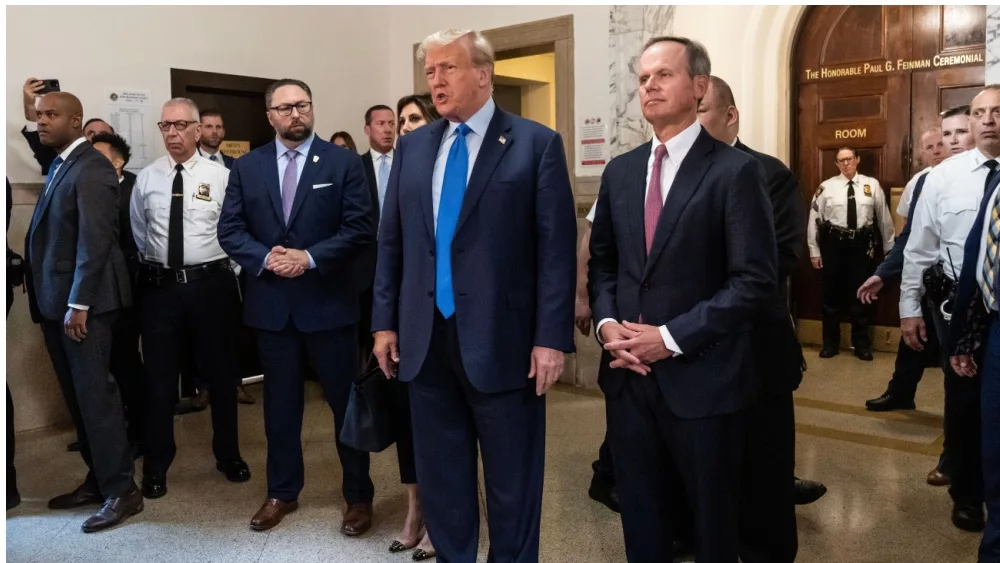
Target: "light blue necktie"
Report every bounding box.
[209,154,218,163]
[44,156,64,195]
[377,154,390,214]
[435,124,471,318]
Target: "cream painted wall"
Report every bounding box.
[6,5,388,184]
[495,53,556,129]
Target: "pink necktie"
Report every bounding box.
[282,150,298,223]
[645,144,668,254]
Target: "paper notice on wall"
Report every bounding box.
[106,89,152,172]
[580,116,608,167]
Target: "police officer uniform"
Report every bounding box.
[807,172,895,357]
[130,152,248,496]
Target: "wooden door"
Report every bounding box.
[792,5,986,328]
[170,69,277,151]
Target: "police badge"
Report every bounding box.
[196,183,212,201]
[863,184,872,196]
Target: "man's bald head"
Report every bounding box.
[36,91,84,150]
[697,75,739,144]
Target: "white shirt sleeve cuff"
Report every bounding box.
[68,303,90,311]
[594,318,616,344]
[659,325,683,356]
[305,251,316,269]
[899,297,922,319]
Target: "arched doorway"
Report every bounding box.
[791,5,986,342]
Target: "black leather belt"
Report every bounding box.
[138,258,230,287]
[822,223,872,241]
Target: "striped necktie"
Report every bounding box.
[980,161,1000,309]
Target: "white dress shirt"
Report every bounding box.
[897,166,933,217]
[432,97,496,225]
[130,152,230,267]
[51,136,93,311]
[594,120,704,356]
[806,173,895,258]
[900,148,996,318]
[370,147,394,215]
[198,145,224,163]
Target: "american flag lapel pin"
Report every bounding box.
[499,136,506,145]
[313,155,319,163]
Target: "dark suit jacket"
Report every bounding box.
[589,128,778,419]
[218,136,376,333]
[356,150,383,292]
[371,108,577,394]
[25,141,131,323]
[736,141,805,396]
[117,172,139,279]
[22,126,57,175]
[947,171,1000,359]
[200,148,236,170]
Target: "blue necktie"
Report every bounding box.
[44,156,64,195]
[435,124,471,318]
[377,154,390,214]
[209,154,218,163]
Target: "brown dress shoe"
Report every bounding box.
[236,386,256,405]
[81,485,143,533]
[250,498,298,531]
[927,468,951,487]
[341,503,373,536]
[49,481,103,510]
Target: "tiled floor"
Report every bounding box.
[6,346,983,562]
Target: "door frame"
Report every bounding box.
[411,16,575,191]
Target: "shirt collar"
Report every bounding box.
[58,137,88,162]
[199,146,221,158]
[651,120,701,163]
[972,148,998,171]
[446,97,496,141]
[276,133,316,161]
[166,152,201,173]
[370,147,393,160]
[730,136,739,147]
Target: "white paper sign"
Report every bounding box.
[106,89,152,172]
[580,116,608,167]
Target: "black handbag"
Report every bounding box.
[339,360,396,453]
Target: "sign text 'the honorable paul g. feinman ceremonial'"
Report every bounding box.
[804,51,984,81]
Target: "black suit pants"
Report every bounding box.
[41,311,134,497]
[819,236,875,350]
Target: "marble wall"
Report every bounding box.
[988,6,1000,84]
[607,5,675,158]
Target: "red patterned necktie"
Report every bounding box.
[645,143,668,254]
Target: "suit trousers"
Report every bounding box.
[819,236,875,350]
[737,391,797,563]
[979,314,1000,562]
[931,307,983,507]
[608,371,743,563]
[408,312,546,563]
[257,323,373,504]
[109,307,144,446]
[41,311,134,497]
[886,298,941,400]
[138,269,242,476]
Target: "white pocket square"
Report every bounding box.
[312,183,333,189]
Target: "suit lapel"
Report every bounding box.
[627,143,652,271]
[258,141,284,224]
[455,110,512,235]
[420,120,449,238]
[286,140,325,229]
[642,129,715,281]
[361,151,380,223]
[30,142,87,233]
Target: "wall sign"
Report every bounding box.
[220,140,250,159]
[804,51,985,81]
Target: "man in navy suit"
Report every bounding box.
[217,79,377,534]
[947,85,1000,562]
[372,29,576,563]
[589,38,777,563]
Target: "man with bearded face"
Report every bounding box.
[217,78,377,534]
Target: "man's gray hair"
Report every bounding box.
[643,36,712,78]
[417,29,495,81]
[163,97,200,121]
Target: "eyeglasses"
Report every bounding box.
[836,157,856,164]
[269,102,313,117]
[157,120,196,132]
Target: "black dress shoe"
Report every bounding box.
[142,474,167,499]
[48,482,103,509]
[8,488,21,510]
[953,503,986,532]
[819,348,839,358]
[854,349,874,361]
[865,392,916,412]
[588,473,620,513]
[66,440,81,452]
[794,477,827,505]
[216,459,251,483]
[81,486,143,533]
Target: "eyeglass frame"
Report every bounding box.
[268,102,313,117]
[836,156,857,164]
[157,120,198,132]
